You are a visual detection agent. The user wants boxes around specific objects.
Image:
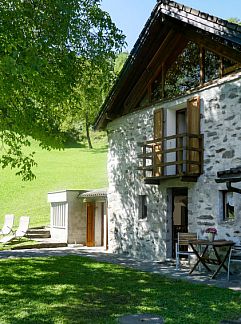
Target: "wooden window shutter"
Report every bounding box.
[187,96,201,174]
[153,109,164,176]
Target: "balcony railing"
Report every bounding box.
[138,133,204,184]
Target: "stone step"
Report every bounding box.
[27,228,51,239]
[12,242,67,250]
[27,233,51,239]
[27,230,50,235]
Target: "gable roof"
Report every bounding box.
[95,0,241,130]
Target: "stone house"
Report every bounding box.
[95,0,241,261]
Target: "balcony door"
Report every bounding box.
[172,188,188,257]
[176,109,187,174]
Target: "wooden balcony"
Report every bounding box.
[138,133,204,185]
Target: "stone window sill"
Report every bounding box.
[138,218,147,222]
[219,219,235,226]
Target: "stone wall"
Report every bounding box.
[106,72,241,260]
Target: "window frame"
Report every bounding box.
[222,190,235,221]
[139,195,148,220]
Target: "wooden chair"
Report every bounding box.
[227,244,241,281]
[176,232,198,270]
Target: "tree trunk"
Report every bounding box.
[85,112,93,149]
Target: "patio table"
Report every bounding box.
[188,239,235,279]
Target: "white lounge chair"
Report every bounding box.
[0,216,30,244]
[0,214,14,236]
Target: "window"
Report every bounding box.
[52,202,67,228]
[205,50,220,82]
[222,191,235,220]
[139,195,147,219]
[164,41,200,99]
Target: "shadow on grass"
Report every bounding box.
[64,140,87,149]
[0,238,37,251]
[63,140,108,153]
[80,145,108,154]
[0,256,240,323]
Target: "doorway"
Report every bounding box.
[86,202,95,247]
[86,201,107,248]
[171,187,188,257]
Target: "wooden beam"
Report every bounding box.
[200,46,205,85]
[123,30,184,113]
[144,174,199,185]
[108,24,173,119]
[161,63,165,99]
[219,57,224,78]
[180,26,241,64]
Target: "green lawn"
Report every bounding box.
[0,255,240,324]
[0,134,108,228]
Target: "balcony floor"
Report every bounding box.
[144,174,199,185]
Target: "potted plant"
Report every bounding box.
[205,227,217,242]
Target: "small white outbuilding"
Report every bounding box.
[48,189,108,248]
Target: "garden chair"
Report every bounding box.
[0,216,30,244]
[227,244,241,281]
[0,214,14,236]
[176,232,198,270]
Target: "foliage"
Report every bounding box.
[0,0,125,179]
[0,135,108,228]
[114,52,129,74]
[228,18,241,25]
[0,256,240,323]
[61,51,129,148]
[164,41,200,99]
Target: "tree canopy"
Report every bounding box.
[0,0,125,179]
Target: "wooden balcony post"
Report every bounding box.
[143,144,146,178]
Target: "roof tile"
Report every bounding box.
[199,12,208,20]
[190,8,199,16]
[207,15,218,23]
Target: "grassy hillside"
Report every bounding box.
[0,133,108,228]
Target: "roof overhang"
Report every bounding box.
[80,188,107,199]
[94,0,241,131]
[216,167,241,194]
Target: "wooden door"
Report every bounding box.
[153,108,164,176]
[101,202,104,246]
[187,96,200,174]
[86,203,95,247]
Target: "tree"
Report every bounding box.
[0,0,125,179]
[114,52,129,74]
[64,51,129,149]
[228,18,241,25]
